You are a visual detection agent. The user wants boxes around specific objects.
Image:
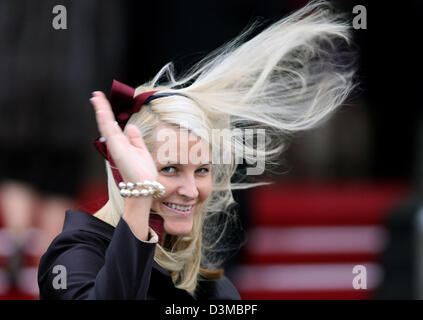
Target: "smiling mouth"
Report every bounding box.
[162,202,194,215]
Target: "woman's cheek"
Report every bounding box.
[199,177,213,201]
[157,177,171,195]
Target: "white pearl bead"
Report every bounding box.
[126,182,135,190]
[143,180,152,187]
[140,189,149,196]
[120,189,130,197]
[118,182,126,189]
[131,189,140,197]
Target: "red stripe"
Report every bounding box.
[249,180,409,226]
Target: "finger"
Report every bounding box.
[93,107,121,140]
[91,91,116,125]
[90,93,130,158]
[90,93,121,140]
[126,124,148,150]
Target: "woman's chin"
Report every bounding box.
[163,217,193,236]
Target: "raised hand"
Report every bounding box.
[90,91,158,183]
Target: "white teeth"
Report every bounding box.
[163,202,193,212]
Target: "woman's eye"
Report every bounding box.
[196,168,209,174]
[161,166,209,175]
[161,166,176,174]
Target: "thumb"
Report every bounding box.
[126,124,148,150]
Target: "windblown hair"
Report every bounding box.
[97,0,358,297]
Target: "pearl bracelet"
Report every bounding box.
[118,180,165,199]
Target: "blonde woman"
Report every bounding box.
[37,0,357,299]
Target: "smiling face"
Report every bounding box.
[150,124,213,236]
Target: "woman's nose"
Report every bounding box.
[177,176,199,199]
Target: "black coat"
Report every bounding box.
[37,210,241,300]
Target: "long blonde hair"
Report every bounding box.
[96,0,358,297]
